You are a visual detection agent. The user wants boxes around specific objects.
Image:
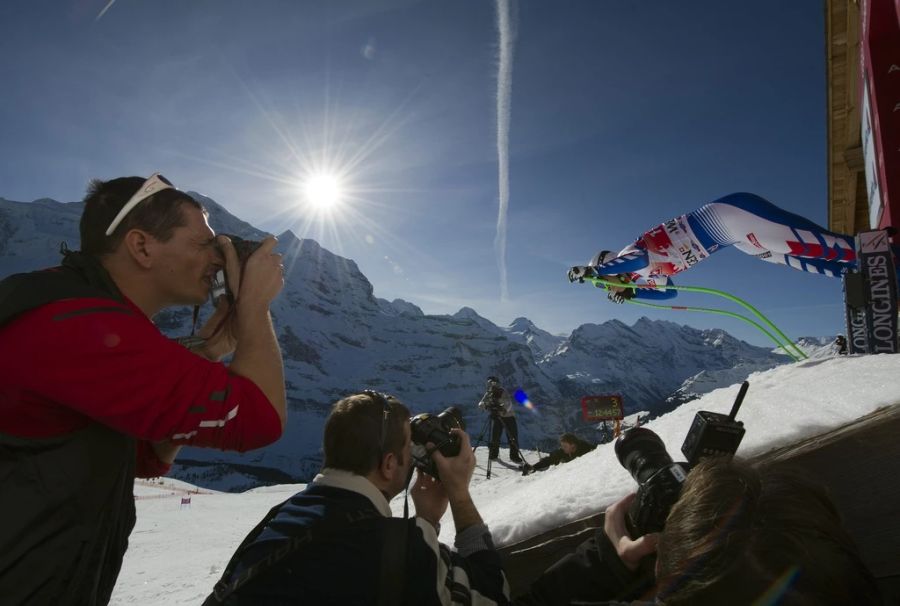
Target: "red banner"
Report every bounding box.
[860,0,900,236]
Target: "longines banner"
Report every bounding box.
[857,230,898,353]
[843,270,870,355]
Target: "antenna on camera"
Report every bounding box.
[728,381,749,421]
[680,380,749,466]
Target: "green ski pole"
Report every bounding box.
[585,276,808,360]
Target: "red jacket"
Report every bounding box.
[0,295,282,477]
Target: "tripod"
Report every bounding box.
[471,414,495,479]
[472,411,530,479]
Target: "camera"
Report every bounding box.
[209,234,263,302]
[409,406,466,480]
[482,391,505,415]
[615,381,749,537]
[615,428,689,537]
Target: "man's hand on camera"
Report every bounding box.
[431,430,482,532]
[238,236,284,308]
[216,235,243,299]
[411,468,448,531]
[431,429,475,497]
[604,493,660,572]
[190,236,241,360]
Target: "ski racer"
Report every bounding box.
[567,192,900,303]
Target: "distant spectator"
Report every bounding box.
[834,334,848,355]
[478,376,522,463]
[522,433,595,475]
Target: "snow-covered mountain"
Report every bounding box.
[505,316,567,360]
[1,194,797,490]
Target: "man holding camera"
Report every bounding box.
[0,173,287,605]
[514,456,880,605]
[478,376,522,463]
[205,392,510,605]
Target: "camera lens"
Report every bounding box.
[409,406,466,479]
[615,427,673,484]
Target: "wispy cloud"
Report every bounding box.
[95,0,118,21]
[494,0,516,301]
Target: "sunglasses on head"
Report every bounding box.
[362,390,394,454]
[105,172,175,236]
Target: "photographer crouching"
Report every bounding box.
[205,392,510,605]
[478,376,522,464]
[514,384,881,605]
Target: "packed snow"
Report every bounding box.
[110,354,899,604]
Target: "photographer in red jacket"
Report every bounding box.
[0,173,287,605]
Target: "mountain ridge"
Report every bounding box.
[0,194,802,490]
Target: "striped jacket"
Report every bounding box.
[218,468,510,605]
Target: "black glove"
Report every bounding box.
[567,266,595,284]
[608,288,636,304]
[521,463,533,476]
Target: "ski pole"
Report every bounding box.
[586,276,808,360]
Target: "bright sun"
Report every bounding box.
[303,174,342,211]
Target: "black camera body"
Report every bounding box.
[680,410,745,463]
[482,390,506,416]
[410,406,466,480]
[615,428,690,537]
[209,234,263,302]
[615,381,749,537]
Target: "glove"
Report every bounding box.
[567,266,594,283]
[608,291,627,304]
[521,463,533,476]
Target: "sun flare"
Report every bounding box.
[303,174,342,211]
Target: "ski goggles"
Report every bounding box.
[105,172,175,236]
[363,390,394,454]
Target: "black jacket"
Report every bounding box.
[208,470,510,605]
[512,528,655,606]
[0,253,136,605]
[532,438,596,472]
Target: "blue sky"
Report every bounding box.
[0,0,843,345]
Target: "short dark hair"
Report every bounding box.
[656,457,879,605]
[559,433,578,445]
[322,393,411,475]
[80,176,204,255]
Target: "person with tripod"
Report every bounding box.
[477,376,522,464]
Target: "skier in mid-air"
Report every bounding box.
[567,192,900,303]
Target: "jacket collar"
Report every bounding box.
[312,468,392,517]
[62,250,124,300]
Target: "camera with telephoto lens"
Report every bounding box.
[410,406,466,480]
[209,234,263,302]
[615,381,749,537]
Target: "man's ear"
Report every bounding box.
[380,451,399,482]
[122,230,154,269]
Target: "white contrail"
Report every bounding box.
[494,0,516,301]
[95,0,118,21]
